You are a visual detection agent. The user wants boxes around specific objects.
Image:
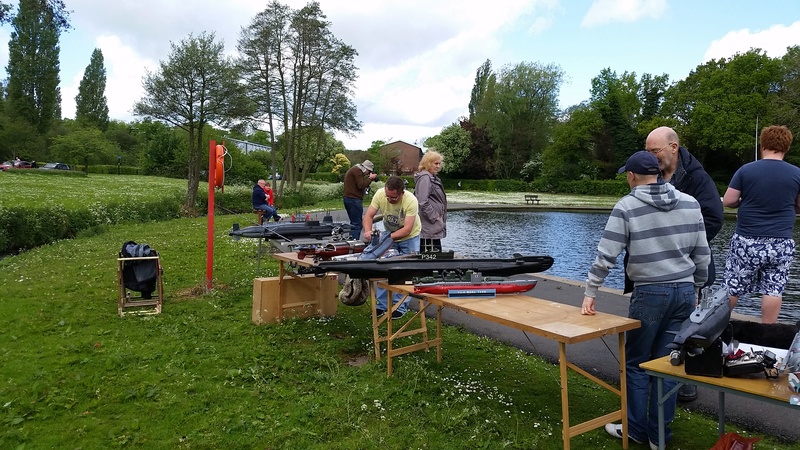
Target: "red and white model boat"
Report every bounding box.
[413,272,537,295]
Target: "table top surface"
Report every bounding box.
[274,252,317,267]
[641,356,797,403]
[382,282,640,344]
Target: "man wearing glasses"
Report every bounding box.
[627,126,724,403]
[362,175,422,319]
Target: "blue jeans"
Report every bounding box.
[254,204,279,221]
[376,235,420,314]
[343,197,364,240]
[625,282,695,444]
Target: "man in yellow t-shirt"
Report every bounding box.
[362,175,421,319]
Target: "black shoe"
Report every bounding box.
[391,310,406,320]
[274,216,282,222]
[375,309,386,318]
[677,384,698,402]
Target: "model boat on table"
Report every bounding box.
[313,253,554,284]
[296,241,367,260]
[413,271,538,295]
[229,219,352,241]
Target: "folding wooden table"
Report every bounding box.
[379,282,640,450]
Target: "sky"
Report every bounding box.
[0,0,798,151]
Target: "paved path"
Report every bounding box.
[315,205,800,441]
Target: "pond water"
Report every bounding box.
[442,210,800,323]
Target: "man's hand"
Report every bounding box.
[363,231,372,242]
[581,296,596,315]
[368,173,377,180]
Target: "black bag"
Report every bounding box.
[120,241,158,299]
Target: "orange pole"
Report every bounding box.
[206,140,216,293]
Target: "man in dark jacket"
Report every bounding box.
[343,160,377,240]
[629,126,724,403]
[252,179,280,222]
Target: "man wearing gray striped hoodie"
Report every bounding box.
[581,151,710,450]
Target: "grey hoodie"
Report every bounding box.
[413,170,447,239]
[585,182,710,298]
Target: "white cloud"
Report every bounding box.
[581,0,668,27]
[704,21,800,62]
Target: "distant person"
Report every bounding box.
[722,125,800,323]
[627,126,723,403]
[343,160,377,240]
[581,151,710,450]
[252,179,280,222]
[262,180,276,208]
[414,150,447,252]
[362,175,421,319]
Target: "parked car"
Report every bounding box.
[1,160,33,170]
[41,162,70,170]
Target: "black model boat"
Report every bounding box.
[313,253,554,284]
[229,220,352,241]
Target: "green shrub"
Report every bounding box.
[307,172,340,183]
[0,192,185,254]
[84,164,142,175]
[441,178,529,192]
[531,177,629,196]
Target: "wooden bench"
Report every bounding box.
[524,194,540,205]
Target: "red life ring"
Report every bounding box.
[214,145,225,189]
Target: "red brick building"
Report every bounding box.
[378,140,423,175]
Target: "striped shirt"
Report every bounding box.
[585,182,710,298]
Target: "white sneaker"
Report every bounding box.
[649,440,659,450]
[604,423,644,444]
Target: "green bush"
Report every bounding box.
[81,164,142,175]
[307,172,340,183]
[441,178,529,192]
[531,177,629,196]
[0,192,184,254]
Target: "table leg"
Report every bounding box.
[656,377,664,450]
[618,333,629,450]
[718,391,725,436]
[371,280,381,362]
[436,305,442,362]
[559,342,570,450]
[387,285,394,376]
[277,261,285,321]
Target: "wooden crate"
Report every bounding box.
[117,256,163,317]
[252,275,337,324]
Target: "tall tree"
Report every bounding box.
[134,32,252,211]
[75,48,110,131]
[5,0,64,135]
[238,1,360,194]
[424,122,472,174]
[0,0,69,28]
[468,59,493,121]
[589,68,642,174]
[773,45,800,134]
[662,49,782,176]
[487,61,563,178]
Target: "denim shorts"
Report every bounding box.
[722,233,795,297]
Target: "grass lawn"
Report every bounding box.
[0,175,794,449]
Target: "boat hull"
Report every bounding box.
[314,254,554,284]
[229,221,351,240]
